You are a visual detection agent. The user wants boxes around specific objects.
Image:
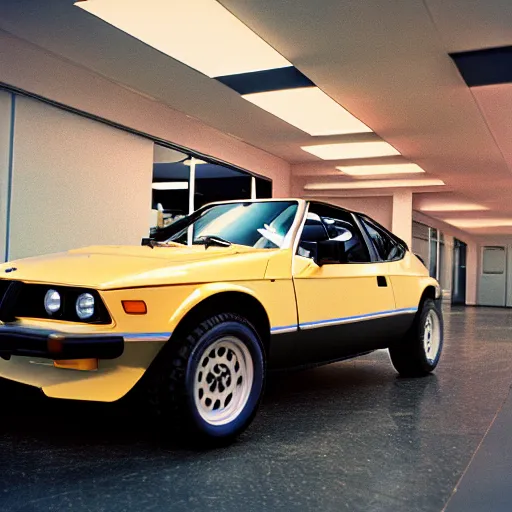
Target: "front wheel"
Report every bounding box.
[388,299,443,377]
[146,313,265,444]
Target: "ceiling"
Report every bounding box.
[1,0,512,235]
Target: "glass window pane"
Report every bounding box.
[483,247,506,274]
[256,177,272,199]
[360,217,405,261]
[162,201,298,249]
[151,146,275,239]
[194,163,251,209]
[151,145,189,236]
[429,236,437,278]
[412,221,429,241]
[299,204,370,263]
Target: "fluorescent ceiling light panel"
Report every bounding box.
[243,87,372,136]
[420,203,489,212]
[152,182,189,190]
[336,163,424,176]
[75,0,291,77]
[304,179,445,190]
[443,218,512,228]
[301,141,400,160]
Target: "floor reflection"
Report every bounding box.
[1,307,512,512]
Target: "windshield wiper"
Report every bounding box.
[194,235,232,249]
[141,238,185,249]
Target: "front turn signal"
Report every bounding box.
[54,359,98,371]
[122,300,147,315]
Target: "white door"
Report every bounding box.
[479,246,506,307]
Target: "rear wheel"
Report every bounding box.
[388,298,443,377]
[146,313,265,444]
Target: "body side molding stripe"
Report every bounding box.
[270,325,298,335]
[271,307,418,334]
[121,332,171,342]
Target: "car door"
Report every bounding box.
[291,203,396,367]
[358,214,419,336]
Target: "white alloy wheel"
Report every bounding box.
[193,336,254,426]
[423,309,441,363]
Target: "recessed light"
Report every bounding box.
[304,179,445,190]
[183,159,207,166]
[301,141,400,160]
[443,218,512,228]
[243,87,371,136]
[152,182,189,190]
[75,0,290,77]
[336,163,424,176]
[419,203,489,212]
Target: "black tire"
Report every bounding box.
[388,299,443,377]
[145,313,265,444]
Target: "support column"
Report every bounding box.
[441,235,454,300]
[466,242,478,305]
[392,191,413,247]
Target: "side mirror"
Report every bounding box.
[316,240,348,265]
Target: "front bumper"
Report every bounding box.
[0,324,124,360]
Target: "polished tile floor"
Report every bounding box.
[1,306,512,512]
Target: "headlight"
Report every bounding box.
[44,289,61,315]
[76,293,95,320]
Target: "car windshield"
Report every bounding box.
[153,201,299,249]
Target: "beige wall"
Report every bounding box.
[0,30,290,197]
[0,91,12,261]
[9,96,153,259]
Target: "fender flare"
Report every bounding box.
[167,282,262,333]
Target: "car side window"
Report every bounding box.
[359,216,405,261]
[297,205,371,263]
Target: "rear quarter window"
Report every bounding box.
[359,217,405,262]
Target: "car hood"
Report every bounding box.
[0,244,276,289]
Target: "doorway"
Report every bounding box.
[452,239,467,305]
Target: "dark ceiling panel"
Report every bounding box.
[215,66,314,94]
[451,46,512,87]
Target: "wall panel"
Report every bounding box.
[9,96,153,259]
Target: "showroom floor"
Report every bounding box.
[1,307,512,512]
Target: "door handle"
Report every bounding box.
[377,276,388,287]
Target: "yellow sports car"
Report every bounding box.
[0,199,442,442]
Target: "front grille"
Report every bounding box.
[0,280,23,323]
[0,280,111,324]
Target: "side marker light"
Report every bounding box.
[122,300,147,315]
